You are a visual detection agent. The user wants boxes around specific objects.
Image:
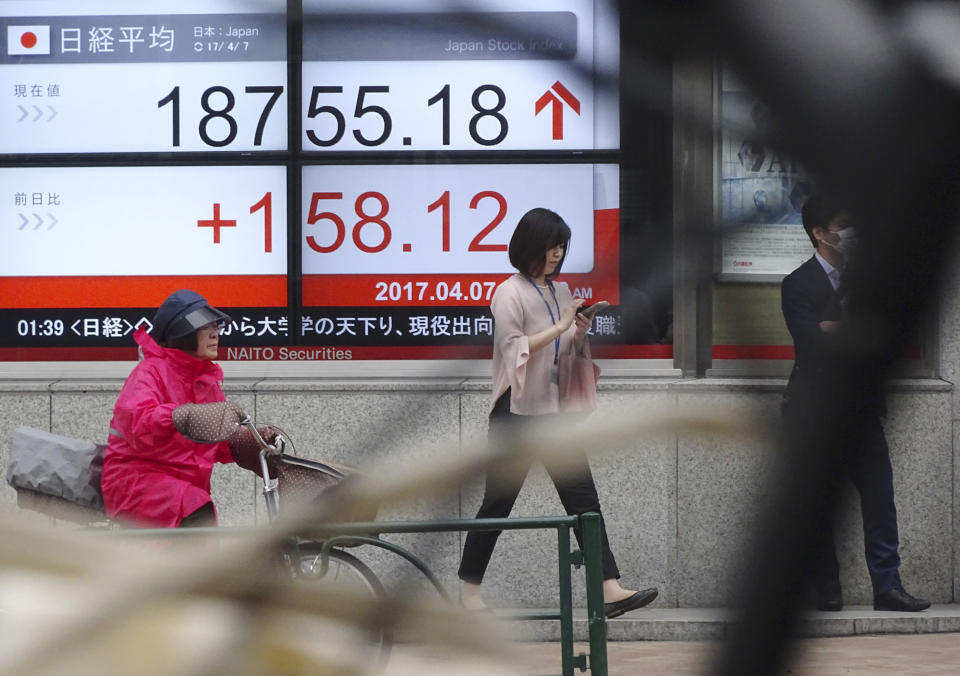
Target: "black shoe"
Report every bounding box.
[873,588,931,612]
[604,588,658,619]
[815,590,843,612]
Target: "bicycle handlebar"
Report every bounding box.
[238,417,296,457]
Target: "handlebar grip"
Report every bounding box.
[238,420,290,456]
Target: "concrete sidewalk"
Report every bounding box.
[510,604,960,642]
[503,605,960,674]
[513,632,960,675]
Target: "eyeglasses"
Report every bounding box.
[199,321,226,334]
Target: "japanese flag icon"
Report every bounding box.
[8,26,51,55]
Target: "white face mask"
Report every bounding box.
[822,227,857,256]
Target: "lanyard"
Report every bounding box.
[524,275,561,364]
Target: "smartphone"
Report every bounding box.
[577,300,610,320]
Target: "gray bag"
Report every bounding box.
[7,426,104,509]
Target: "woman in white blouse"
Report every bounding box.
[458,207,658,618]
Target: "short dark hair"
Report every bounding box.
[508,208,572,280]
[801,193,844,248]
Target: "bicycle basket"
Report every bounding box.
[271,455,379,525]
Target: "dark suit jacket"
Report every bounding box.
[781,255,885,416]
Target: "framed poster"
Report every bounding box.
[718,72,812,281]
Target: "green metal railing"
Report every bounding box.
[115,513,609,676]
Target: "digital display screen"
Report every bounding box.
[0,164,288,359]
[297,162,620,358]
[0,0,287,153]
[1,0,650,363]
[301,0,618,152]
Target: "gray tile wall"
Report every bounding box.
[0,378,952,608]
[938,246,960,602]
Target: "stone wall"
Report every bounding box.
[0,377,951,609]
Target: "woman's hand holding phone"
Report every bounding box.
[573,301,608,353]
[559,298,585,330]
[577,300,610,321]
[573,311,591,336]
[571,299,597,353]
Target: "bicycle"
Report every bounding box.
[8,420,392,668]
[234,419,392,665]
[9,422,615,676]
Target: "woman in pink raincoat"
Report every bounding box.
[101,289,260,528]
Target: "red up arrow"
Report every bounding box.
[535,81,581,140]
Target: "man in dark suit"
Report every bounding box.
[780,194,930,612]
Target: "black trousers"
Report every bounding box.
[783,402,902,597]
[458,391,620,584]
[179,502,216,528]
[811,415,902,597]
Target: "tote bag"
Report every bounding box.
[558,353,600,414]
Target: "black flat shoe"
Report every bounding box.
[604,588,658,619]
[874,588,930,612]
